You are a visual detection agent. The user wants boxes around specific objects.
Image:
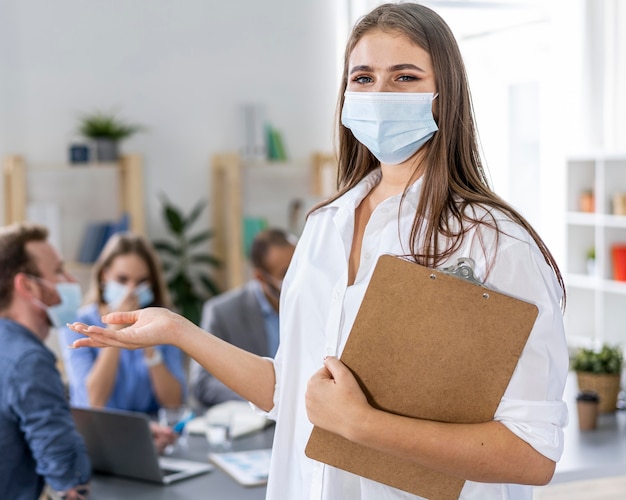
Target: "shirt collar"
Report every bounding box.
[252,280,277,317]
[322,168,424,213]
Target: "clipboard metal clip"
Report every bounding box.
[440,258,484,287]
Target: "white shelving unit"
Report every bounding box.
[565,153,626,346]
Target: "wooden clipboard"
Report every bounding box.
[304,255,539,500]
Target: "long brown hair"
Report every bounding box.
[84,232,171,308]
[324,3,564,302]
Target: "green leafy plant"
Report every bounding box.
[153,194,220,325]
[78,110,144,140]
[572,344,624,375]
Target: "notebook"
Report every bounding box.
[185,400,270,439]
[71,406,213,485]
[208,448,272,487]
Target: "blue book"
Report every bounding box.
[78,222,109,263]
[242,217,268,257]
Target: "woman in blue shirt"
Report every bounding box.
[63,232,186,413]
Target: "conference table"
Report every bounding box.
[90,424,274,499]
[90,371,626,497]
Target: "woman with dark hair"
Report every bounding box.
[63,232,186,413]
[70,4,568,498]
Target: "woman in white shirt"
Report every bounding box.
[69,3,569,499]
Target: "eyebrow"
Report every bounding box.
[349,63,426,74]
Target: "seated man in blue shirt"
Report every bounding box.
[0,222,91,500]
[189,228,296,410]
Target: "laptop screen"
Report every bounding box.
[71,406,212,484]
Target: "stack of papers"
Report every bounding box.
[185,400,269,439]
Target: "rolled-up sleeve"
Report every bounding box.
[487,237,570,462]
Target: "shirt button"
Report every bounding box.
[334,291,341,300]
[364,252,371,260]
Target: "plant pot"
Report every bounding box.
[94,138,119,163]
[576,372,621,413]
[576,391,600,431]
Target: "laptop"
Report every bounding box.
[71,406,213,485]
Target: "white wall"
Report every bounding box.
[0,0,340,239]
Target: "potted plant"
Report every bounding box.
[572,344,623,412]
[586,247,596,275]
[153,194,221,326]
[78,110,144,163]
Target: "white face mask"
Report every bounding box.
[341,91,439,165]
[28,276,82,328]
[103,280,154,309]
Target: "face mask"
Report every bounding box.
[103,280,154,309]
[341,91,439,165]
[261,272,282,300]
[29,276,82,328]
[135,282,155,308]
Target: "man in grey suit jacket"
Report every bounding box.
[189,228,295,410]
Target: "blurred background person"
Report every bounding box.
[189,228,295,411]
[62,232,186,413]
[0,222,91,500]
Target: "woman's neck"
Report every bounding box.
[375,156,424,200]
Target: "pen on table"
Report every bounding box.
[173,411,196,434]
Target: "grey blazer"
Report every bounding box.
[189,281,271,410]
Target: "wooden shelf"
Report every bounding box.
[3,154,145,291]
[210,152,337,291]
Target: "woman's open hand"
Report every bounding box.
[68,307,191,350]
[305,356,371,440]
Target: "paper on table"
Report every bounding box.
[186,401,269,439]
[208,448,271,487]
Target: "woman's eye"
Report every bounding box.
[353,75,372,84]
[397,75,418,82]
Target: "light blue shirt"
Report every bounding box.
[252,280,280,357]
[62,303,187,413]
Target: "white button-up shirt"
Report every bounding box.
[264,169,569,500]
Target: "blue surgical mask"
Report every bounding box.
[341,91,439,165]
[134,282,155,308]
[262,272,283,300]
[103,280,154,309]
[46,283,83,327]
[29,276,82,328]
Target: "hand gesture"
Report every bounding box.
[68,307,192,350]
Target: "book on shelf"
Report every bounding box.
[242,216,268,257]
[265,124,287,161]
[78,213,130,263]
